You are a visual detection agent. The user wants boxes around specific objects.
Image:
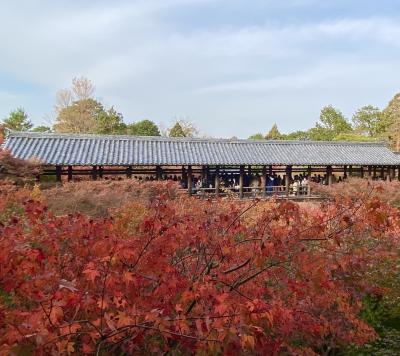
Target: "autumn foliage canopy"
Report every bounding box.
[0,174,400,354]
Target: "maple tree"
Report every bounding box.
[0,177,399,355]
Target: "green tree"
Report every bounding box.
[168,120,198,138]
[284,130,310,140]
[382,93,400,151]
[248,133,264,140]
[53,77,129,135]
[265,123,283,140]
[127,120,160,136]
[352,105,384,137]
[32,125,51,133]
[2,108,33,131]
[333,132,377,142]
[54,98,104,133]
[169,122,186,137]
[309,106,352,140]
[95,107,127,135]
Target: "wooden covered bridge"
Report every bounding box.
[3,131,400,198]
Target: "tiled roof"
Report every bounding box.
[3,131,400,166]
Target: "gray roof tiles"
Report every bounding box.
[3,131,400,166]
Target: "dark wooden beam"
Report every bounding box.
[327,165,333,185]
[215,166,220,198]
[55,165,62,183]
[285,165,292,196]
[261,165,266,197]
[239,165,244,199]
[187,165,193,195]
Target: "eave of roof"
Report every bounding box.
[3,131,400,167]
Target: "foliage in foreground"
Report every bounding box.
[0,182,400,355]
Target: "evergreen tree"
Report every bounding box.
[2,108,33,131]
[265,123,283,140]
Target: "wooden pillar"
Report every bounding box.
[380,166,385,180]
[56,165,62,183]
[156,165,162,180]
[360,166,364,179]
[126,166,133,179]
[67,165,72,182]
[261,165,266,197]
[239,165,244,199]
[367,166,372,178]
[348,165,353,177]
[268,165,273,176]
[215,166,220,197]
[390,166,395,180]
[182,167,187,188]
[285,165,292,196]
[92,165,98,180]
[398,166,400,181]
[98,166,103,179]
[307,166,312,178]
[187,166,193,195]
[373,166,377,179]
[327,165,333,185]
[343,165,347,179]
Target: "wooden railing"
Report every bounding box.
[180,185,312,199]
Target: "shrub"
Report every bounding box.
[1,182,399,354]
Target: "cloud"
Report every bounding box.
[0,1,399,137]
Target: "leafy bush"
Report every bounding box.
[42,180,180,216]
[1,181,399,355]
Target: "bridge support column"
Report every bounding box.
[327,165,333,185]
[67,165,72,182]
[56,165,62,183]
[239,165,244,199]
[285,165,292,196]
[261,166,266,197]
[187,166,193,195]
[215,166,220,198]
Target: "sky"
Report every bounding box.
[0,0,400,138]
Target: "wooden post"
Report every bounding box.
[67,165,72,182]
[269,165,273,176]
[307,166,312,178]
[92,165,98,180]
[327,165,333,185]
[187,165,193,195]
[367,166,372,178]
[373,166,377,179]
[360,166,364,179]
[343,165,347,179]
[261,166,266,197]
[398,166,400,181]
[239,165,244,199]
[390,166,395,180]
[98,166,103,179]
[285,165,292,196]
[126,166,133,179]
[156,165,162,180]
[56,165,62,183]
[380,166,385,180]
[215,166,220,197]
[348,165,353,177]
[182,167,187,189]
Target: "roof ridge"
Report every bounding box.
[5,131,388,147]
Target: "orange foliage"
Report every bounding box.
[42,180,180,216]
[0,182,399,355]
